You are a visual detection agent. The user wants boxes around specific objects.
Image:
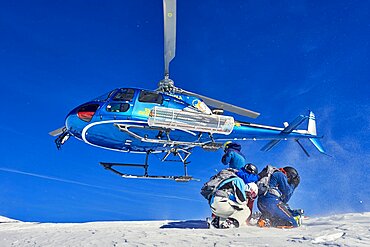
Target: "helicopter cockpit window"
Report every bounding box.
[113,88,135,101]
[106,103,130,113]
[77,104,100,122]
[93,90,117,102]
[138,91,163,104]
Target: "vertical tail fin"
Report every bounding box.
[307,111,317,135]
[307,111,330,156]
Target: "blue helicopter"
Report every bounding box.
[50,0,326,182]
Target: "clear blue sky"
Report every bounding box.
[0,0,369,223]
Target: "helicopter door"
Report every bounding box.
[131,90,164,120]
[100,88,136,120]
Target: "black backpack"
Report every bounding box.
[256,165,279,196]
[200,168,238,201]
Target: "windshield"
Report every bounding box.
[93,89,117,102]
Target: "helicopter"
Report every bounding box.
[49,0,326,182]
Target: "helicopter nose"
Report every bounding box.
[65,103,100,137]
[65,110,76,129]
[64,108,82,137]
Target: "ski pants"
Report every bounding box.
[210,195,250,227]
[257,196,298,228]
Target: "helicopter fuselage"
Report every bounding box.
[63,87,317,154]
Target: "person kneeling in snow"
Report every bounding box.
[257,166,301,228]
[209,176,258,228]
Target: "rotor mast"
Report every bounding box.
[159,0,176,92]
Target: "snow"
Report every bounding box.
[0,212,369,247]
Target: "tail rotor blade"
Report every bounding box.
[49,126,66,136]
[163,0,176,77]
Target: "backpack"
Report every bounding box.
[256,165,279,196]
[200,168,238,201]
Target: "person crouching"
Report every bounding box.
[209,176,258,228]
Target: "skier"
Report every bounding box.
[209,175,258,228]
[221,141,246,170]
[235,163,259,222]
[236,163,259,184]
[257,166,301,228]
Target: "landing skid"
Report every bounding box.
[100,150,199,182]
[100,162,199,182]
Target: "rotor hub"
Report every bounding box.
[158,78,175,92]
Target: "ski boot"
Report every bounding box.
[257,217,271,228]
[219,218,239,229]
[290,208,304,226]
[207,215,220,229]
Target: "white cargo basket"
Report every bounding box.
[148,106,234,135]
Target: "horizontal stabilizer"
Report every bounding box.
[260,115,307,152]
[281,115,307,134]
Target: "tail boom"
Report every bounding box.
[257,111,327,156]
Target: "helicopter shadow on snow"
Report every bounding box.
[160,220,208,229]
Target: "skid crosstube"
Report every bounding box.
[99,162,199,182]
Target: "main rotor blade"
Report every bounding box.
[163,0,176,77]
[49,126,66,136]
[180,89,260,118]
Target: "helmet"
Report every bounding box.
[245,182,258,200]
[283,166,300,188]
[245,163,258,175]
[223,141,232,152]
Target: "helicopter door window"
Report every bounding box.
[138,91,163,104]
[113,88,135,101]
[106,103,130,113]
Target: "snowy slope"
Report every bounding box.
[0,212,369,247]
